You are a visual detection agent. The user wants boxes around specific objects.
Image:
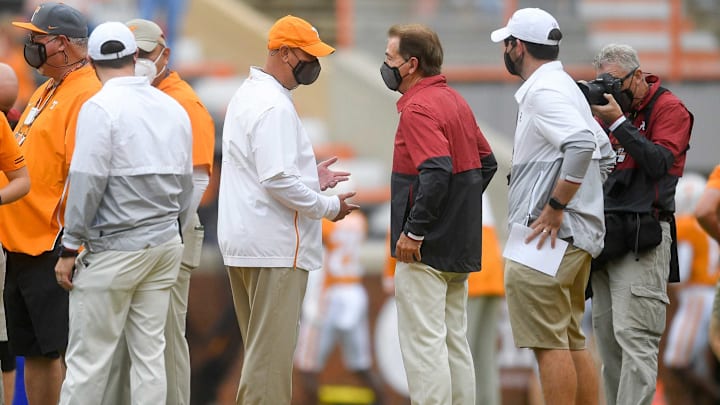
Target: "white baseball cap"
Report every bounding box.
[490,8,561,46]
[88,21,137,61]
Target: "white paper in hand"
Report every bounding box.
[502,223,569,277]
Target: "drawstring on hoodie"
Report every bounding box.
[634,212,641,261]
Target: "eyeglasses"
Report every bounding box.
[504,37,517,47]
[611,68,637,84]
[28,34,58,45]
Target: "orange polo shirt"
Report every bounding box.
[157,71,215,176]
[0,64,101,255]
[0,113,24,172]
[707,165,720,191]
[675,214,720,286]
[467,224,505,297]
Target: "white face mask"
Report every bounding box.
[134,47,166,82]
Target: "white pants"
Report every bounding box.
[663,285,715,374]
[395,261,475,405]
[102,215,204,405]
[60,236,182,405]
[466,295,502,405]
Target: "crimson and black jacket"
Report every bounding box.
[603,76,692,215]
[390,75,497,273]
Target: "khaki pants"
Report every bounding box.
[591,222,671,405]
[395,261,475,405]
[466,296,502,405]
[102,214,204,405]
[227,266,308,405]
[59,237,183,405]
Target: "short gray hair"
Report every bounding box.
[68,37,88,50]
[592,44,640,72]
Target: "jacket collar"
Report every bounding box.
[249,66,292,99]
[397,74,446,112]
[632,74,662,113]
[514,60,563,104]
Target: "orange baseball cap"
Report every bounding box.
[267,15,335,57]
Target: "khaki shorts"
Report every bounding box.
[504,245,591,350]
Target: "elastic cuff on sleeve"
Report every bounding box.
[407,232,424,241]
[608,116,627,132]
[323,195,341,220]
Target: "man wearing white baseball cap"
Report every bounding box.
[491,8,614,405]
[55,21,193,404]
[100,18,216,405]
[490,7,562,47]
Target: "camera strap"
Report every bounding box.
[634,85,693,153]
[633,86,667,126]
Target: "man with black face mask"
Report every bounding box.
[0,3,100,405]
[491,8,615,405]
[383,23,497,405]
[589,44,693,405]
[217,15,358,405]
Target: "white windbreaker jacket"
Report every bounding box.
[63,76,193,253]
[218,67,340,271]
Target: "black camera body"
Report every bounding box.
[577,73,624,105]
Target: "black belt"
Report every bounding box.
[658,212,674,222]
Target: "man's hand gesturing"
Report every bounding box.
[332,192,360,221]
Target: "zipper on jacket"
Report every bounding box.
[525,169,545,226]
[293,211,300,270]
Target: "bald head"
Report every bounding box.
[0,63,19,114]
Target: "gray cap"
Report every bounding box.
[12,2,88,38]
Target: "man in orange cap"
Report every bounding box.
[1,3,100,404]
[217,15,358,405]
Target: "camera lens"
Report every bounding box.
[577,81,609,105]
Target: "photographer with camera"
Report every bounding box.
[589,44,693,405]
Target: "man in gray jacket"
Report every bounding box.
[491,8,614,405]
[54,21,192,404]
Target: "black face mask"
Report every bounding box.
[616,70,637,113]
[503,41,522,77]
[503,52,519,77]
[288,50,321,86]
[23,36,63,69]
[380,61,407,91]
[616,89,634,113]
[24,41,48,69]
